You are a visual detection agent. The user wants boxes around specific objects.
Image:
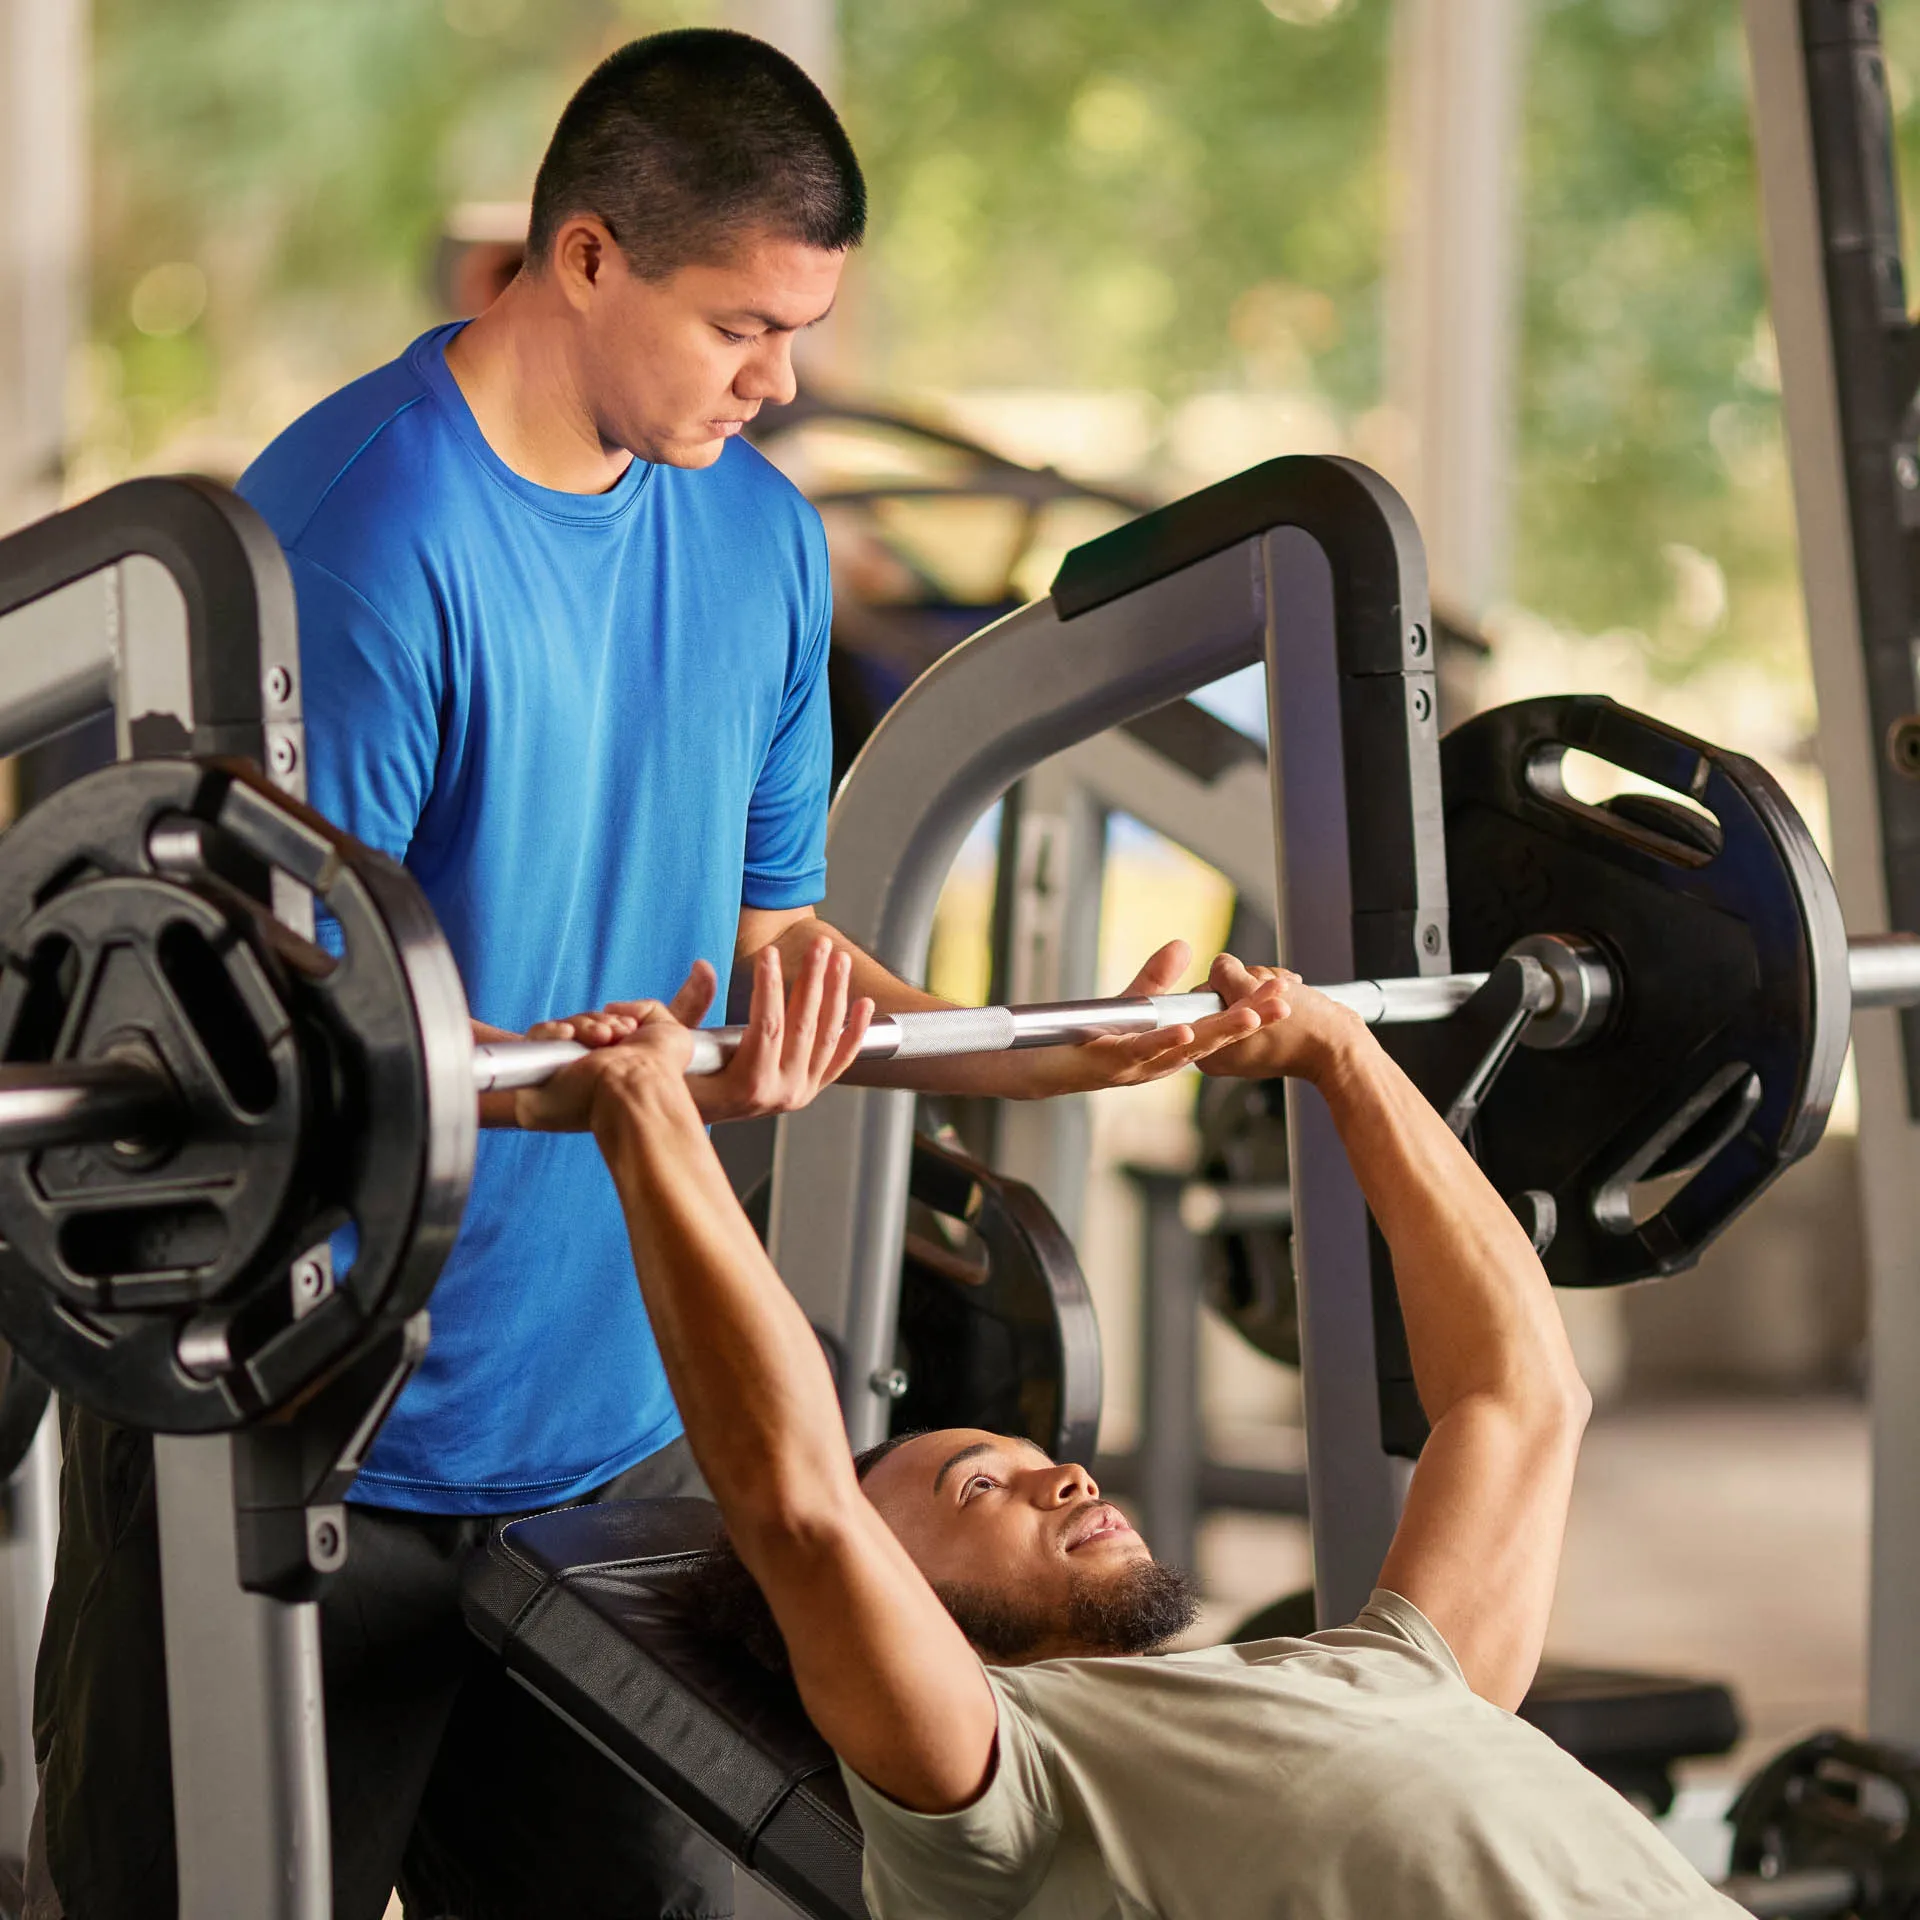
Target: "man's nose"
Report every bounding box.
[737,337,798,407]
[1033,1462,1097,1507]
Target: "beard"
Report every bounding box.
[936,1556,1199,1662]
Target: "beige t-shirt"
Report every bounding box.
[841,1590,1743,1919]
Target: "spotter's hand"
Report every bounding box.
[515,940,874,1128]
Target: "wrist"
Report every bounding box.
[588,1058,701,1153]
[1305,1022,1382,1097]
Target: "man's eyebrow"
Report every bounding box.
[931,1438,1050,1494]
[725,300,838,333]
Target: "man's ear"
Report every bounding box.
[552,216,614,309]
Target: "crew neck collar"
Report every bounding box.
[410,321,652,525]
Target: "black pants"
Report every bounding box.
[32,1402,733,1920]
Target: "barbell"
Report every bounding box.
[10,927,1913,1131]
[0,694,1903,1432]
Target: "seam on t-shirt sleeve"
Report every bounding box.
[278,394,429,551]
[1355,1588,1469,1681]
[283,548,443,869]
[740,511,834,903]
[288,547,431,687]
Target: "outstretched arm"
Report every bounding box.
[1201,958,1592,1709]
[515,1000,1001,1815]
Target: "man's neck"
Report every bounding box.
[442,283,635,495]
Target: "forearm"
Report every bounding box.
[592,1075,861,1528]
[1311,1031,1585,1421]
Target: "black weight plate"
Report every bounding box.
[891,1133,1102,1466]
[1439,697,1851,1286]
[0,875,305,1314]
[0,758,475,1431]
[1193,1074,1298,1368]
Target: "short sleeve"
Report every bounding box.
[1336,1588,1469,1683]
[289,550,441,871]
[740,523,831,910]
[840,1681,1061,1920]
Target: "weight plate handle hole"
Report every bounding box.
[155,921,279,1116]
[1526,746,1724,867]
[58,1199,228,1280]
[2,933,81,1064]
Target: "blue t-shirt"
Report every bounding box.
[239,323,832,1514]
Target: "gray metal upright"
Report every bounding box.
[1744,0,1920,1744]
[766,555,1271,1445]
[766,458,1447,1637]
[0,480,328,1918]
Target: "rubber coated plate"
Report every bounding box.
[0,758,475,1431]
[1436,696,1852,1286]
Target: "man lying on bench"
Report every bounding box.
[521,947,1741,1918]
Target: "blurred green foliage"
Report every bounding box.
[1515,0,1792,671]
[84,0,1907,674]
[841,0,1389,403]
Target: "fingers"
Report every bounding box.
[781,937,833,1080]
[730,944,786,1086]
[823,995,875,1083]
[666,959,718,1029]
[1120,938,1191,999]
[526,1011,640,1048]
[808,947,855,1083]
[1209,951,1259,1000]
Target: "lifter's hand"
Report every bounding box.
[996,940,1288,1098]
[1195,953,1368,1084]
[508,1001,699,1134]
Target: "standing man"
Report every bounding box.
[30,30,1272,1920]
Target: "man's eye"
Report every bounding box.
[964,1474,997,1499]
[716,327,753,346]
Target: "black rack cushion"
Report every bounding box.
[461,1497,866,1920]
[1521,1663,1743,1766]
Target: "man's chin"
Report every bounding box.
[935,1555,1200,1663]
[646,434,729,471]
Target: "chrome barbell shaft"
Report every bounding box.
[469,975,1491,1091]
[470,932,1920,1088]
[13,936,1920,1154]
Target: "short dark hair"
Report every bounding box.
[527,28,866,280]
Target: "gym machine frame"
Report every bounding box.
[765,455,1447,1624]
[1746,0,1920,1747]
[0,480,342,1919]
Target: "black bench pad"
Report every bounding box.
[462,1498,865,1920]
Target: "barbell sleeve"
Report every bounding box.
[1841,932,1920,1009]
[0,1060,181,1157]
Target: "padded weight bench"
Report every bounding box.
[462,1498,866,1920]
[464,1497,1747,1920]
